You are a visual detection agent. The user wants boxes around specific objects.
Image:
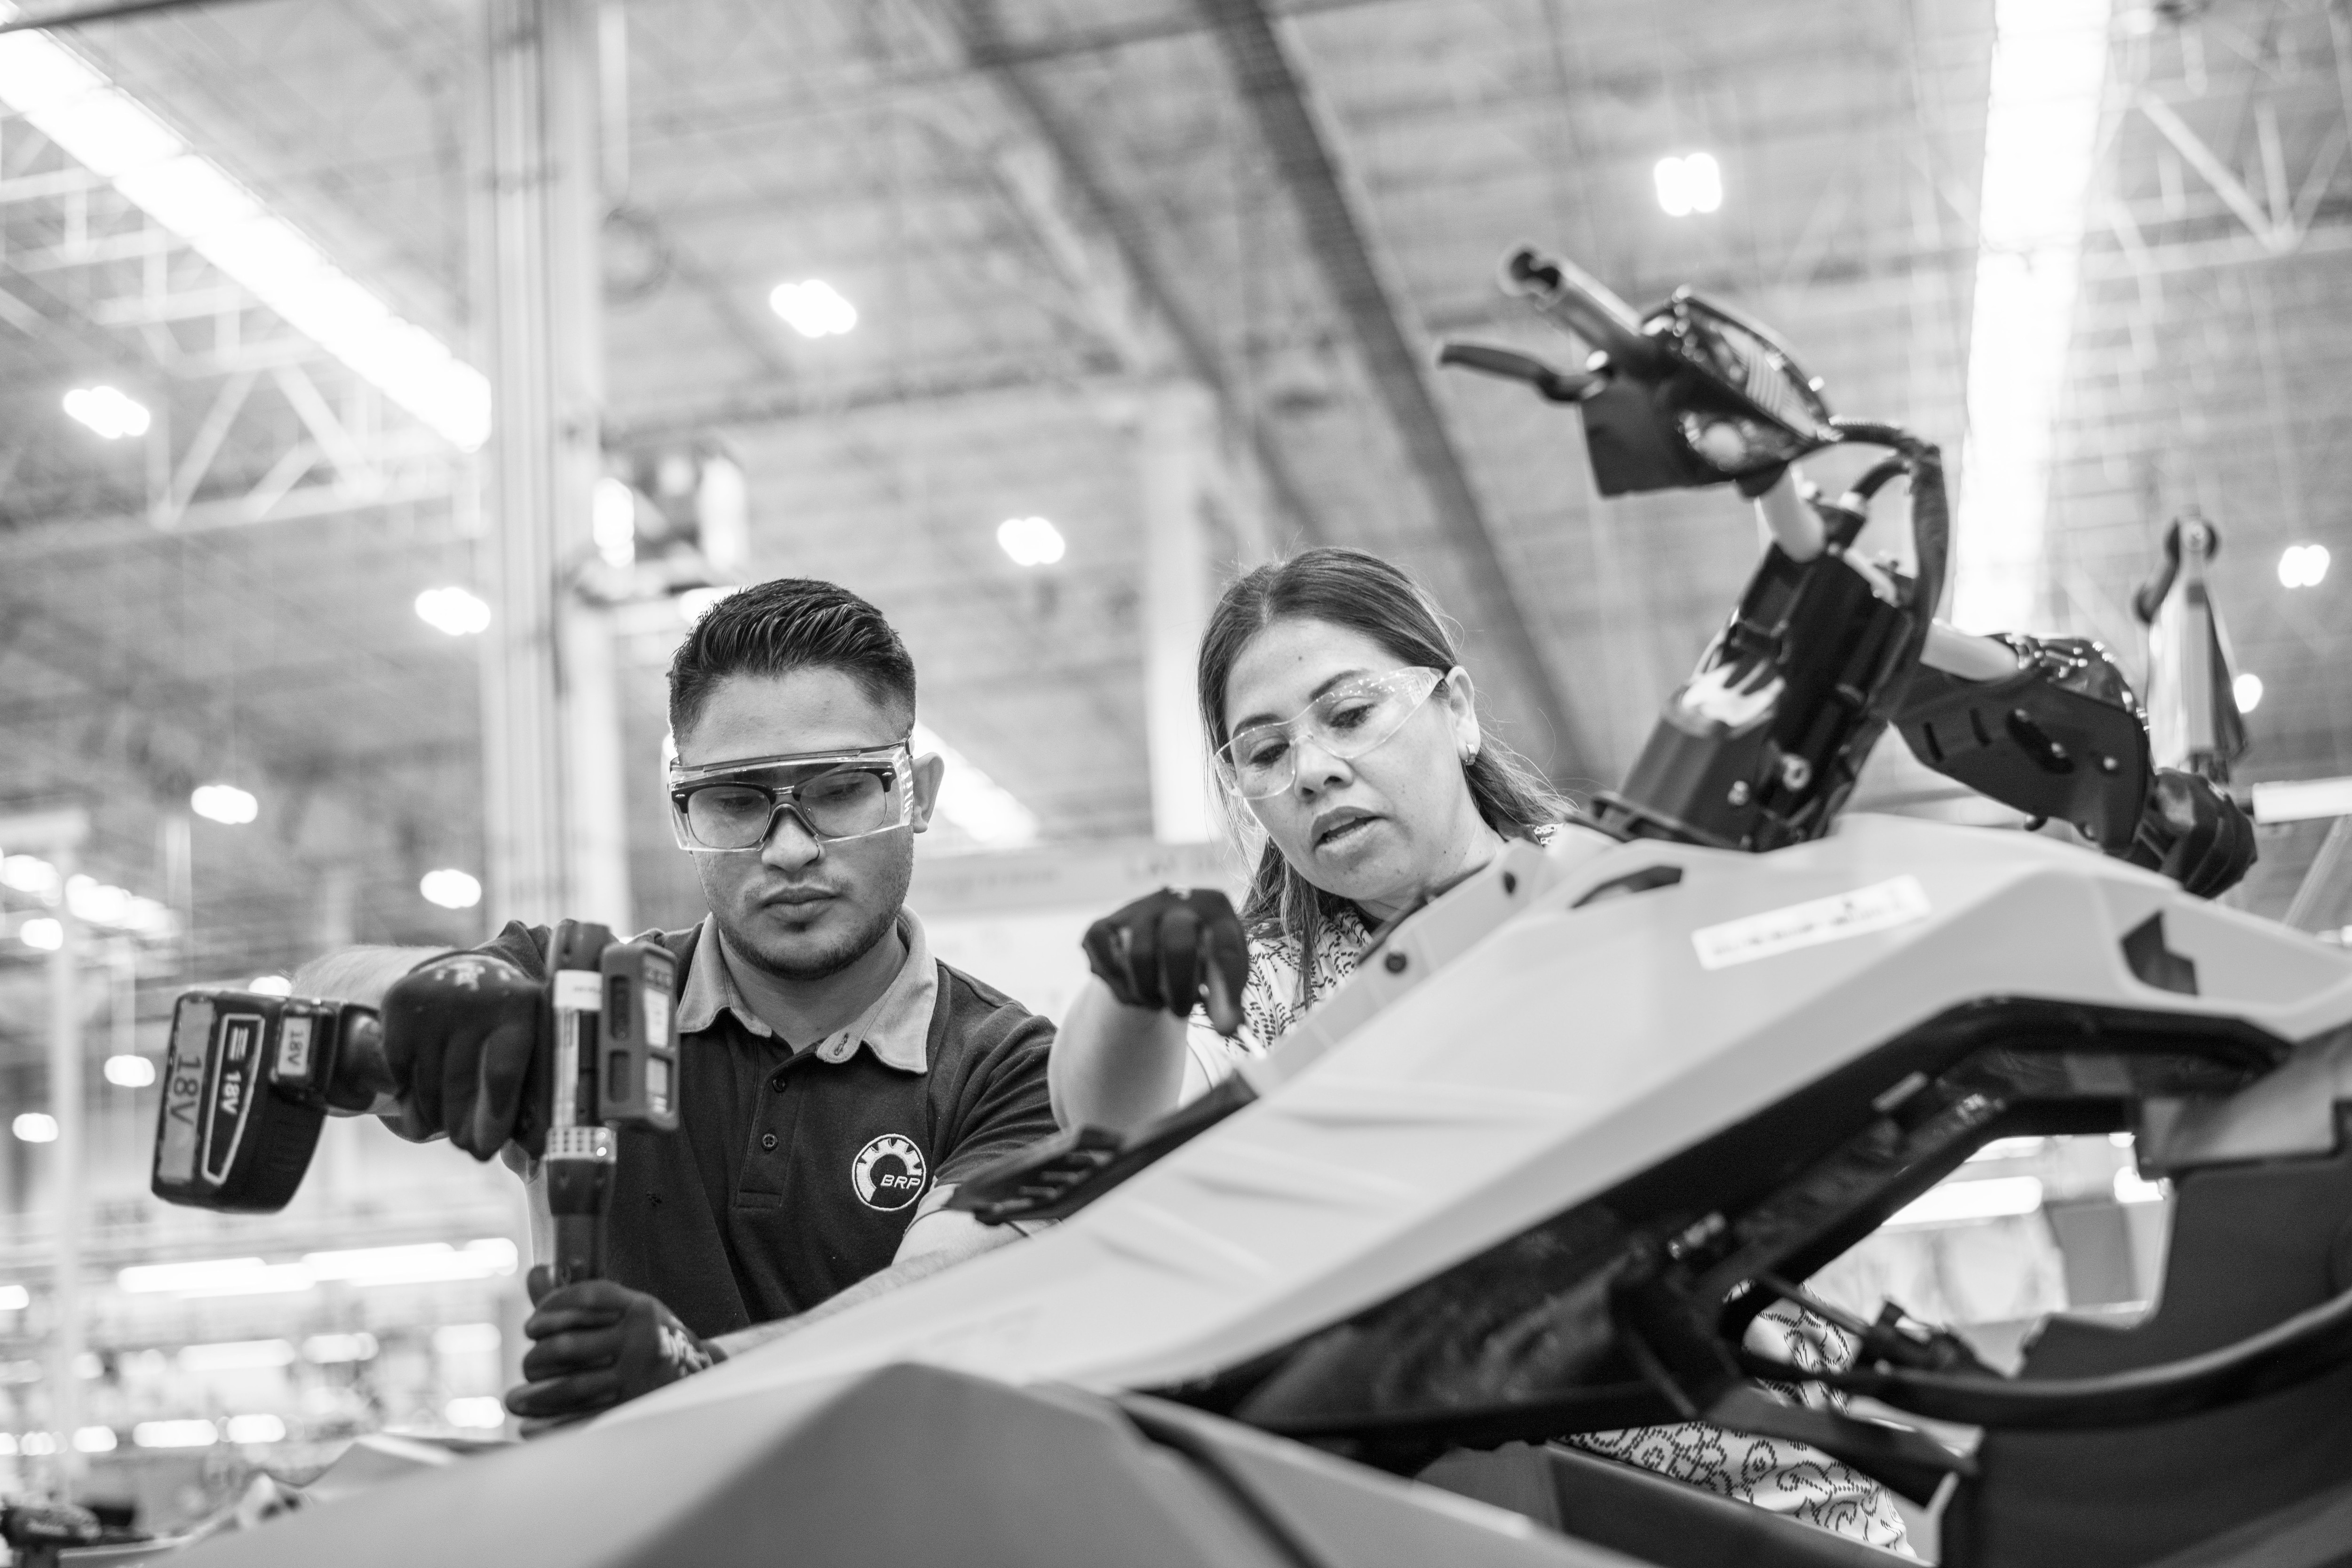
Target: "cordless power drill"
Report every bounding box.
[151,922,678,1285]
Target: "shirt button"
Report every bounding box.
[771,1071,789,1091]
[761,1133,778,1151]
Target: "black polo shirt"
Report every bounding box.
[483,911,1056,1339]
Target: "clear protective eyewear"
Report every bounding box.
[667,743,914,853]
[1217,667,1451,801]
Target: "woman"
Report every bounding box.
[1050,546,1910,1551]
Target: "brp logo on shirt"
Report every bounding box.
[851,1134,928,1212]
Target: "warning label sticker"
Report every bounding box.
[1691,876,1932,971]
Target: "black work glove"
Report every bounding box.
[507,1268,725,1424]
[1082,887,1247,1036]
[2125,769,2257,899]
[378,951,547,1159]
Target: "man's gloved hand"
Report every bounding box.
[1082,887,1247,1037]
[506,1267,725,1425]
[378,952,546,1159]
[2125,769,2258,899]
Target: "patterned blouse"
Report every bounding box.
[1180,890,1911,1552]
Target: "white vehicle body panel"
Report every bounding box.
[616,814,2352,1429]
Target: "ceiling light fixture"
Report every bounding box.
[592,478,639,568]
[131,1420,217,1449]
[17,919,62,952]
[62,385,150,439]
[1951,0,2111,631]
[0,857,172,937]
[1653,152,1723,216]
[996,515,1066,567]
[190,783,259,826]
[420,868,482,910]
[2233,671,2264,713]
[103,1056,156,1089]
[0,24,490,449]
[11,1114,57,1145]
[0,1287,26,1311]
[768,279,858,339]
[2279,542,2331,589]
[414,586,491,637]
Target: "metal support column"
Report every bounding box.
[475,0,628,929]
[1141,385,1218,844]
[0,807,92,1496]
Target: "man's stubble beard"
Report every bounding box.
[706,848,914,984]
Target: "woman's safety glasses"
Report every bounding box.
[667,744,913,852]
[1216,668,1449,800]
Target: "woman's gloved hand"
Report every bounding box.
[2125,769,2258,898]
[506,1267,725,1426]
[1082,888,1248,1037]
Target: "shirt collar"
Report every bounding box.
[675,909,935,1074]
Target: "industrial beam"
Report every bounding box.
[1191,0,1584,772]
[909,0,1318,552]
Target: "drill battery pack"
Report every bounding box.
[593,937,680,1130]
[151,991,376,1213]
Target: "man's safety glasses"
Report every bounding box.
[667,744,914,852]
[1216,668,1450,801]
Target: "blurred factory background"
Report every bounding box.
[0,0,2347,1534]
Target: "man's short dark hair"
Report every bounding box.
[668,578,916,740]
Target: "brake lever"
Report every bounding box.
[1436,340,1604,403]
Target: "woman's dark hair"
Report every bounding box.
[1197,547,1573,998]
[669,578,916,740]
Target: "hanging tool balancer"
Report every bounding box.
[150,922,677,1284]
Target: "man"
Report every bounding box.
[296,579,1057,1420]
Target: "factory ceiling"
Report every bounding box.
[0,0,2346,1009]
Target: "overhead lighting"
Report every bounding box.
[414,586,491,637]
[1653,152,1723,216]
[1886,1174,2044,1228]
[1951,0,2111,630]
[301,1331,377,1364]
[420,868,482,910]
[445,1396,507,1429]
[62,385,150,439]
[74,1426,116,1453]
[2279,543,2331,589]
[0,25,489,449]
[769,279,857,339]
[0,858,171,936]
[996,515,1066,567]
[190,783,259,826]
[17,918,62,952]
[303,1239,517,1286]
[11,1114,57,1145]
[0,1287,27,1312]
[248,975,292,996]
[224,1413,286,1444]
[592,478,639,569]
[431,1322,501,1357]
[178,1338,295,1372]
[910,722,1041,848]
[119,1238,516,1297]
[103,1055,156,1089]
[0,856,58,898]
[2250,775,2352,823]
[2233,671,2264,713]
[132,1419,217,1449]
